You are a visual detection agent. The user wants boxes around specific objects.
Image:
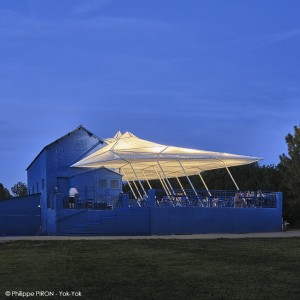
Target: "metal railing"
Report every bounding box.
[127,189,278,208]
[62,195,121,210]
[60,189,277,210]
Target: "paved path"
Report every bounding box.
[1,231,300,243]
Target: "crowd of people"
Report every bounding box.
[233,190,264,208]
[65,187,270,209]
[154,190,269,208]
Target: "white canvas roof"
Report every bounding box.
[71,131,262,181]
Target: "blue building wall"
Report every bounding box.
[51,208,150,235]
[0,194,41,236]
[70,168,122,205]
[45,192,282,235]
[27,151,47,196]
[26,126,122,234]
[150,206,282,234]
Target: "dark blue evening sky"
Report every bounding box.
[1,0,300,189]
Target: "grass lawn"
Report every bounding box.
[0,238,299,300]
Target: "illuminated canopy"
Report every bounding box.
[71,131,262,181]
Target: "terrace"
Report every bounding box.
[49,188,282,235]
[60,189,278,210]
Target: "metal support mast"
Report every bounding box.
[178,160,198,196]
[157,162,176,196]
[197,171,212,197]
[153,166,171,196]
[225,166,240,190]
[129,163,147,196]
[176,177,187,196]
[142,170,152,189]
[121,169,137,199]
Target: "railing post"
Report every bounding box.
[122,193,129,208]
[148,189,156,207]
[53,193,64,210]
[277,192,282,211]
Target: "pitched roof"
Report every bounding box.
[26,125,104,170]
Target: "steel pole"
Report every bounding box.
[176,177,187,196]
[121,169,137,199]
[178,161,198,196]
[153,166,170,196]
[157,162,176,195]
[142,170,152,189]
[225,166,240,190]
[129,163,147,196]
[197,171,212,197]
[132,180,143,199]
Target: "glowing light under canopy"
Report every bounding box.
[71,131,262,181]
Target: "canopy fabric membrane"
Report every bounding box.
[71,131,262,181]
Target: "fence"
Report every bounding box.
[126,189,278,209]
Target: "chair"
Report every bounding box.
[85,200,93,209]
[75,197,84,209]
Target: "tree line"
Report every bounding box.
[0,182,28,199]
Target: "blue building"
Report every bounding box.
[0,125,283,236]
[26,125,122,233]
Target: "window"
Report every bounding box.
[110,179,119,189]
[98,179,107,188]
[42,179,45,191]
[32,186,34,194]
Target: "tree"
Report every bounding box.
[11,181,28,197]
[0,183,11,200]
[280,125,300,226]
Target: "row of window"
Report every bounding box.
[99,179,119,189]
[30,178,119,194]
[30,178,45,194]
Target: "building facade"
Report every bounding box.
[26,125,122,232]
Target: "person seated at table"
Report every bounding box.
[239,192,247,207]
[212,197,218,207]
[234,192,241,208]
[181,194,189,206]
[245,191,252,207]
[256,189,263,206]
[176,192,183,202]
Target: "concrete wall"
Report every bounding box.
[46,192,282,235]
[1,192,281,236]
[0,194,41,236]
[53,208,150,235]
[150,206,282,234]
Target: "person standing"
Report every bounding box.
[68,187,79,209]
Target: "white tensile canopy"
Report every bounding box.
[72,131,262,185]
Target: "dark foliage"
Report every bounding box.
[0,183,11,200]
[123,163,283,194]
[11,181,28,197]
[280,125,300,227]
